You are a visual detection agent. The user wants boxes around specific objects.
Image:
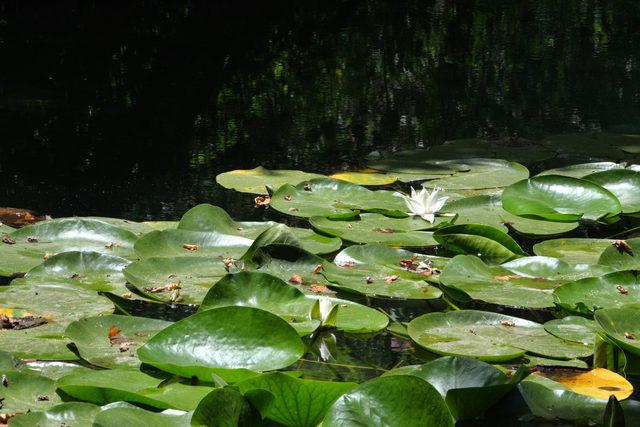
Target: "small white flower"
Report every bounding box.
[400,187,448,223]
[318,298,333,324]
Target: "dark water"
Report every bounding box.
[1,0,640,220]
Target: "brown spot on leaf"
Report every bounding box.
[500,320,516,327]
[625,332,636,340]
[313,264,324,274]
[309,284,335,294]
[1,236,15,245]
[616,285,628,295]
[284,195,292,201]
[0,315,47,330]
[384,275,399,284]
[254,195,271,206]
[182,243,200,251]
[494,274,522,281]
[374,227,395,234]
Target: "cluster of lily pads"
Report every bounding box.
[3,133,640,425]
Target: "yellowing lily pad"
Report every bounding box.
[330,171,398,186]
[534,368,633,401]
[216,166,324,194]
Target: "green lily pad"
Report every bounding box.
[92,406,193,427]
[137,306,304,382]
[407,310,593,361]
[216,166,324,194]
[0,218,138,276]
[384,356,529,420]
[178,204,341,255]
[64,314,172,369]
[200,272,320,335]
[533,238,614,264]
[583,169,640,213]
[22,251,130,291]
[0,282,114,360]
[333,243,450,273]
[57,369,212,410]
[501,175,622,221]
[324,375,453,427]
[519,373,640,425]
[87,217,155,236]
[200,271,388,335]
[270,178,406,218]
[124,256,227,305]
[536,162,625,178]
[310,214,439,247]
[0,370,60,413]
[433,224,526,264]
[544,317,597,346]
[421,159,529,190]
[553,271,640,314]
[9,402,104,427]
[598,238,640,271]
[236,372,356,427]
[595,308,640,357]
[134,229,252,259]
[439,255,586,309]
[191,387,260,427]
[143,221,179,231]
[445,195,578,236]
[0,223,15,234]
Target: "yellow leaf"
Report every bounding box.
[535,367,633,401]
[330,171,397,186]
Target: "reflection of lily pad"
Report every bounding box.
[216,166,324,194]
[408,310,592,361]
[502,175,622,221]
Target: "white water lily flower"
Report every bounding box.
[318,297,333,324]
[400,187,448,223]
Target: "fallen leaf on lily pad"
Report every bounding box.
[534,367,633,401]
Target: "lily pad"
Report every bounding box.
[553,271,640,314]
[124,256,227,305]
[64,314,172,369]
[584,169,640,213]
[445,195,578,236]
[236,372,356,427]
[134,229,252,259]
[421,159,529,190]
[501,175,622,221]
[407,310,593,361]
[0,282,114,360]
[433,224,526,264]
[92,406,193,427]
[439,255,580,309]
[329,171,398,186]
[533,238,614,264]
[598,238,640,271]
[191,387,260,427]
[137,306,304,382]
[333,243,450,273]
[544,316,597,346]
[0,218,138,276]
[324,375,453,427]
[216,166,324,194]
[270,178,406,218]
[519,372,640,425]
[536,162,625,178]
[57,369,212,410]
[0,370,60,414]
[310,214,439,247]
[9,402,104,427]
[384,356,529,420]
[178,204,341,255]
[595,308,640,357]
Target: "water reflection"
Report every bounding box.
[1,0,639,219]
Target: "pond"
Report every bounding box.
[2,1,640,425]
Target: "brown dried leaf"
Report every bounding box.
[284,195,292,201]
[288,207,299,212]
[289,274,306,285]
[312,264,324,274]
[182,243,200,251]
[494,274,522,281]
[625,332,636,340]
[384,275,399,284]
[613,240,633,255]
[143,282,182,293]
[365,276,374,284]
[303,183,312,191]
[108,326,121,338]
[0,314,48,330]
[374,227,395,234]
[1,236,16,245]
[121,292,133,299]
[254,195,271,206]
[309,284,335,294]
[500,320,516,327]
